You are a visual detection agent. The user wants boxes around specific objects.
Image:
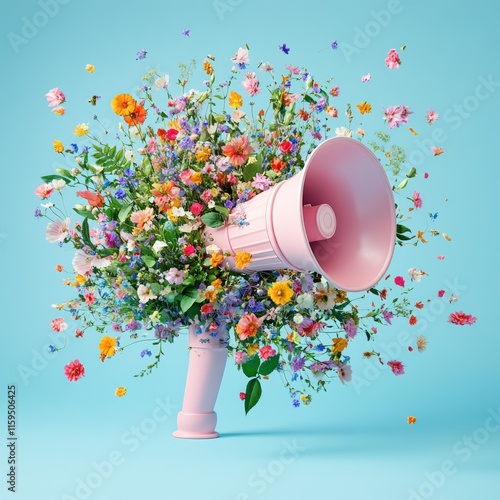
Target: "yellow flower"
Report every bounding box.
[115,386,127,397]
[267,281,293,306]
[417,230,428,243]
[210,252,224,268]
[228,91,243,109]
[166,207,179,223]
[234,250,252,269]
[75,274,86,285]
[287,331,301,344]
[73,123,89,137]
[52,107,65,116]
[99,336,117,362]
[356,101,372,114]
[111,93,137,116]
[335,289,347,304]
[247,343,259,356]
[85,64,95,73]
[203,60,214,75]
[204,286,218,303]
[53,140,64,153]
[191,172,203,185]
[332,337,348,354]
[211,278,222,290]
[195,146,212,163]
[300,394,311,405]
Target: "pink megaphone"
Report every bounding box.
[206,136,396,291]
[173,136,396,439]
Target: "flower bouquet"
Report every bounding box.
[35,44,475,437]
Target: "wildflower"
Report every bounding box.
[115,386,127,397]
[137,284,158,304]
[332,337,348,354]
[124,103,147,126]
[259,345,276,360]
[53,140,64,153]
[52,107,65,115]
[426,109,439,124]
[235,351,248,364]
[330,40,338,50]
[99,336,117,361]
[382,309,394,325]
[409,315,417,325]
[448,311,477,326]
[235,251,252,269]
[356,102,372,114]
[111,94,137,116]
[231,47,250,68]
[385,48,401,69]
[337,363,352,384]
[46,88,66,107]
[343,318,358,338]
[85,64,95,73]
[431,146,444,156]
[279,43,290,54]
[361,73,371,82]
[438,289,446,298]
[73,123,89,136]
[51,317,68,332]
[408,267,426,281]
[222,136,253,166]
[242,73,260,96]
[46,218,70,243]
[239,392,246,401]
[64,360,85,381]
[203,60,213,75]
[416,335,428,352]
[77,190,104,207]
[228,90,243,109]
[130,207,155,231]
[394,276,405,287]
[236,313,262,340]
[268,281,293,306]
[34,183,54,199]
[387,360,405,375]
[407,416,417,424]
[136,48,147,60]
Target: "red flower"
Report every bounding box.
[448,311,477,326]
[279,140,293,154]
[239,392,246,400]
[64,359,85,381]
[259,345,276,360]
[200,303,214,316]
[270,157,286,173]
[165,128,179,141]
[409,315,417,325]
[394,276,405,287]
[124,103,147,126]
[387,360,405,376]
[190,202,203,216]
[77,190,104,207]
[437,289,445,298]
[415,301,424,309]
[183,244,195,257]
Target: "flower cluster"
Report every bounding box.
[35,45,475,411]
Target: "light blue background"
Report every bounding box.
[1,0,499,499]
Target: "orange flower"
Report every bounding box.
[77,190,104,207]
[222,136,253,166]
[210,252,224,268]
[55,264,63,272]
[270,157,286,173]
[203,60,214,75]
[234,251,252,269]
[356,101,372,114]
[332,337,348,354]
[111,94,137,116]
[124,103,147,125]
[298,108,310,120]
[417,230,428,243]
[99,336,117,362]
[228,91,243,109]
[236,313,262,340]
[407,416,417,424]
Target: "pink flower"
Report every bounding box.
[342,318,358,338]
[221,136,253,166]
[64,360,85,382]
[448,311,477,326]
[412,191,423,209]
[183,244,195,257]
[200,189,213,204]
[179,169,195,186]
[251,173,272,191]
[394,276,405,287]
[337,363,352,384]
[361,73,371,82]
[387,360,405,375]
[236,313,262,340]
[383,105,412,129]
[190,202,203,216]
[45,87,66,107]
[231,47,250,66]
[234,351,248,365]
[438,289,446,298]
[239,392,246,400]
[426,109,440,124]
[298,318,325,338]
[84,292,96,306]
[165,267,185,285]
[431,146,444,156]
[34,183,54,199]
[385,49,401,69]
[51,317,68,332]
[424,172,429,179]
[259,345,276,360]
[46,218,70,243]
[242,72,260,96]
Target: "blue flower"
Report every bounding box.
[292,399,300,407]
[47,345,57,353]
[140,349,152,358]
[34,208,42,218]
[136,49,147,60]
[115,188,126,200]
[70,143,78,153]
[279,44,290,54]
[331,40,338,50]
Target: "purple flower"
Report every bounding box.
[331,40,338,50]
[279,43,290,54]
[115,188,126,200]
[140,349,152,358]
[181,29,190,36]
[343,318,358,338]
[136,49,147,60]
[291,355,306,373]
[382,309,394,325]
[34,208,42,218]
[292,399,300,407]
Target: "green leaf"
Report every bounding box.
[243,161,260,182]
[142,256,156,268]
[244,378,262,415]
[81,218,95,249]
[73,208,95,219]
[214,205,230,216]
[180,294,197,313]
[396,224,412,234]
[258,354,279,376]
[303,94,316,105]
[56,168,75,179]
[41,174,73,184]
[201,212,225,228]
[150,283,162,296]
[118,204,133,223]
[397,234,414,241]
[242,355,260,378]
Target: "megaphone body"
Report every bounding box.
[206,136,396,292]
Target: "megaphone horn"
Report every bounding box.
[205,136,396,292]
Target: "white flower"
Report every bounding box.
[72,249,110,275]
[171,206,186,217]
[154,75,170,90]
[46,218,70,243]
[178,223,195,233]
[124,149,136,162]
[52,179,66,190]
[296,293,314,310]
[408,267,426,282]
[137,284,158,304]
[293,313,304,324]
[208,200,216,209]
[206,244,220,254]
[129,126,140,137]
[152,241,167,254]
[41,202,54,208]
[335,127,353,137]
